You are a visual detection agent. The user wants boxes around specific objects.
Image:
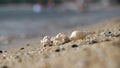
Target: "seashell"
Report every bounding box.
[70,31,93,41]
[52,33,70,45]
[41,36,52,47]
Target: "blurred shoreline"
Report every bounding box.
[0,6,120,49]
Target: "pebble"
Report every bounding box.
[71,44,78,48]
[0,50,3,53]
[89,40,98,44]
[4,51,7,53]
[3,57,6,59]
[55,49,60,52]
[20,47,24,50]
[105,39,110,41]
[2,66,8,68]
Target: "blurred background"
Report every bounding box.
[0,0,120,49]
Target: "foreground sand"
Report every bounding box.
[0,19,120,68]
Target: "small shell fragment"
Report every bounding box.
[52,33,70,45]
[41,36,52,47]
[70,31,93,41]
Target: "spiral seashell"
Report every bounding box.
[52,33,70,45]
[41,36,52,47]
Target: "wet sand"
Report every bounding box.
[0,18,120,68]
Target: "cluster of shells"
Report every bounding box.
[41,31,93,47]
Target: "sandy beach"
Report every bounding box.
[0,7,120,50]
[0,18,120,68]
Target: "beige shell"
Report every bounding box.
[41,36,52,47]
[52,33,70,45]
[70,31,93,41]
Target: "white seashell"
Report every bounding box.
[52,33,70,45]
[70,31,93,41]
[41,36,52,47]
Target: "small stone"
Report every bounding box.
[49,44,53,46]
[2,66,8,68]
[15,56,22,62]
[71,44,78,48]
[109,32,111,34]
[20,48,24,50]
[3,57,6,59]
[89,40,98,44]
[4,51,7,52]
[0,50,3,53]
[105,39,110,41]
[44,44,52,47]
[55,49,60,52]
[43,45,47,47]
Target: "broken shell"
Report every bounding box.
[70,31,93,41]
[52,33,70,45]
[41,36,52,47]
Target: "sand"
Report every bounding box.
[0,18,120,68]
